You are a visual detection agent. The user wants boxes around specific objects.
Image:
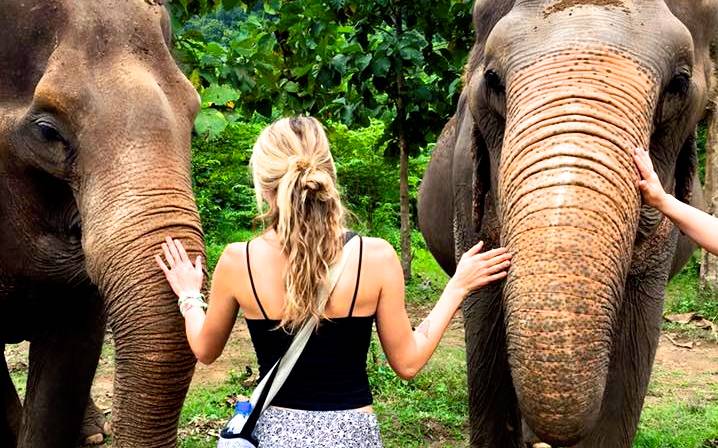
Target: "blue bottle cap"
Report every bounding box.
[235,400,253,415]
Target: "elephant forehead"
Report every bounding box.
[543,0,631,17]
[9,0,168,64]
[68,1,170,63]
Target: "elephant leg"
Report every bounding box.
[18,289,105,448]
[464,283,523,447]
[0,345,22,448]
[80,398,111,446]
[575,275,665,448]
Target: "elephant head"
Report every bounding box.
[0,0,202,445]
[421,0,717,445]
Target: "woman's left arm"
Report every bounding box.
[156,237,239,365]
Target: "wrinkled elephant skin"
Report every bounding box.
[0,1,204,447]
[419,1,716,447]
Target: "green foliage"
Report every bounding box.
[405,241,449,303]
[192,118,422,250]
[697,121,707,183]
[171,1,472,141]
[340,0,474,155]
[168,0,251,29]
[666,251,718,322]
[192,120,264,242]
[328,121,396,230]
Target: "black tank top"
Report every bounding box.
[244,235,375,411]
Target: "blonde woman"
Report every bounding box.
[156,117,512,447]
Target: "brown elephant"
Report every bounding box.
[0,1,204,447]
[419,1,715,447]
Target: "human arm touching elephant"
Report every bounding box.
[635,147,718,255]
[156,237,239,365]
[375,239,511,380]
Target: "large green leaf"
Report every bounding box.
[201,84,240,108]
[372,57,391,76]
[194,108,228,139]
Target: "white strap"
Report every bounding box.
[248,235,359,414]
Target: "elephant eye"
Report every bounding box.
[34,120,68,144]
[484,69,505,95]
[665,73,691,96]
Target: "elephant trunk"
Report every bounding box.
[499,50,656,445]
[80,143,203,446]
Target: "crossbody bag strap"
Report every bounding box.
[235,234,359,440]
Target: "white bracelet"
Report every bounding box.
[178,293,207,317]
[178,292,206,305]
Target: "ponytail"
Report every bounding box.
[250,117,346,331]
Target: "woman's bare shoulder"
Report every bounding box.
[361,237,398,263]
[222,241,247,258]
[216,241,248,273]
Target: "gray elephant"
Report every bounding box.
[419,1,715,447]
[0,1,204,447]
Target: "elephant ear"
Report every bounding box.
[451,92,491,247]
[419,91,492,274]
[674,132,698,205]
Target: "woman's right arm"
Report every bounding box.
[634,147,718,255]
[375,240,511,380]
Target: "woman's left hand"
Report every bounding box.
[634,147,668,210]
[155,236,204,298]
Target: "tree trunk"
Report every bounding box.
[395,5,412,280]
[701,109,718,294]
[398,117,412,280]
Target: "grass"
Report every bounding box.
[178,373,249,447]
[665,251,718,323]
[368,339,468,447]
[634,403,718,448]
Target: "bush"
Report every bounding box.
[192,120,266,243]
[192,119,418,247]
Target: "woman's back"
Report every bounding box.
[232,232,384,321]
[239,232,376,411]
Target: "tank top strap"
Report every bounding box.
[246,240,269,320]
[347,235,363,317]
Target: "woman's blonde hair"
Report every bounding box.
[250,116,346,331]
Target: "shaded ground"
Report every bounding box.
[5,304,718,447]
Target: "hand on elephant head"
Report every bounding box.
[448,241,513,298]
[156,237,204,300]
[634,147,670,210]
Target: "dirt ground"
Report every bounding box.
[4,304,718,441]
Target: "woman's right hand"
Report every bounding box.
[448,241,512,297]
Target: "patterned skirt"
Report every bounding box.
[252,406,383,447]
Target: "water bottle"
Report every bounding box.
[234,400,253,418]
[217,401,257,447]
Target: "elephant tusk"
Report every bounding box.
[533,444,552,448]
